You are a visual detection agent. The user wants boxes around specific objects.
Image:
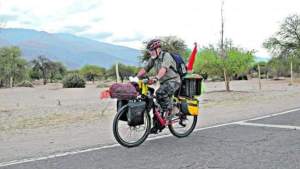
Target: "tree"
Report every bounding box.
[0,46,28,88]
[106,64,139,82]
[31,56,52,85]
[220,0,230,91]
[251,61,271,79]
[193,46,254,86]
[264,14,300,84]
[79,65,105,83]
[49,62,67,83]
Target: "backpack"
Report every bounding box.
[163,52,187,78]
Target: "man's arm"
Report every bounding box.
[137,59,154,78]
[137,68,146,78]
[155,68,167,80]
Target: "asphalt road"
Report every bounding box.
[1,109,300,169]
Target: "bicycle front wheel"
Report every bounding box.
[113,105,151,148]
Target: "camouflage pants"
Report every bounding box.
[156,81,181,112]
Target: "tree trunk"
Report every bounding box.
[42,71,47,85]
[9,76,13,88]
[116,63,120,83]
[223,68,230,91]
[290,61,293,85]
[258,63,262,90]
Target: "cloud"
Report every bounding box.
[61,25,91,34]
[66,0,101,14]
[112,33,145,43]
[0,14,18,21]
[20,20,33,25]
[2,0,300,57]
[82,32,113,40]
[92,17,103,22]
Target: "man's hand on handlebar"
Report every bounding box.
[148,76,158,85]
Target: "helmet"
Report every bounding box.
[146,39,161,50]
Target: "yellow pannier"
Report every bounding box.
[179,97,200,116]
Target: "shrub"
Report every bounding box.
[16,81,34,88]
[62,74,85,88]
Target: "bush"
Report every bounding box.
[62,74,86,88]
[16,81,34,88]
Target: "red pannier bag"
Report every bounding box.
[109,83,139,100]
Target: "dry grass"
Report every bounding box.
[0,111,109,132]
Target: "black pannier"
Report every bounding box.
[127,101,146,126]
[117,100,128,121]
[179,74,203,98]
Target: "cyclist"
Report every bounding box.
[137,39,181,133]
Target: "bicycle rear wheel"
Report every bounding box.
[113,105,151,147]
[168,113,197,138]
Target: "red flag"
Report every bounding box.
[187,42,198,72]
[100,90,111,99]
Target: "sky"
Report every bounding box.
[0,0,299,58]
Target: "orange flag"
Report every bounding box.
[100,90,111,99]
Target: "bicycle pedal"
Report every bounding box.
[179,120,187,127]
[166,113,176,120]
[150,127,158,134]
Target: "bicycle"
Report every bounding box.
[112,78,199,148]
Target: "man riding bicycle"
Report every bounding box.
[137,39,181,133]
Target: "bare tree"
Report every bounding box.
[220,0,230,91]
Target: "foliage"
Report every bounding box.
[62,74,86,88]
[31,56,52,85]
[0,46,28,87]
[49,62,67,82]
[193,46,255,80]
[79,65,105,82]
[263,14,300,77]
[106,64,139,82]
[263,14,300,59]
[140,36,187,62]
[16,80,34,88]
[31,56,67,84]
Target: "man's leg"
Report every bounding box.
[156,81,181,113]
[150,81,180,134]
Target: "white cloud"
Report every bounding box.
[0,0,300,57]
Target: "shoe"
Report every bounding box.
[150,121,166,134]
[150,127,158,134]
[179,119,187,127]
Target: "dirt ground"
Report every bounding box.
[0,78,300,162]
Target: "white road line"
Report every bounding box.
[236,121,300,130]
[1,107,300,168]
[239,107,300,123]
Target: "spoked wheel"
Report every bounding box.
[113,105,151,148]
[168,113,198,138]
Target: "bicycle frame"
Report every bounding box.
[137,79,182,128]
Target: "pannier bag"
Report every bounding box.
[110,83,138,100]
[180,74,203,98]
[117,100,129,121]
[127,101,146,126]
[180,98,199,116]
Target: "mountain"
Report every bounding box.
[0,28,142,69]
